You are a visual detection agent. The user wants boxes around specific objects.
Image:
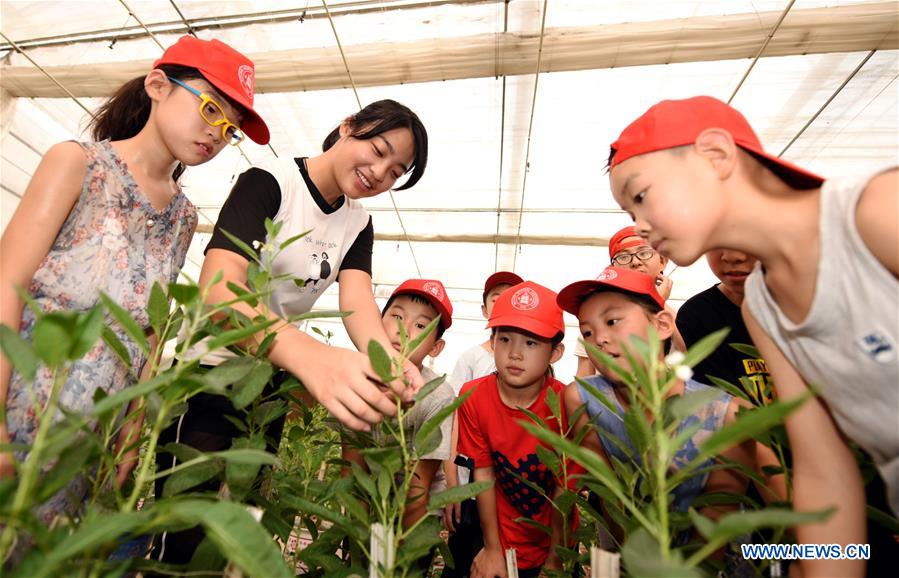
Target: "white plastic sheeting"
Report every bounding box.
[2,0,897,379]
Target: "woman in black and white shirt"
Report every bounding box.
[152,100,428,565]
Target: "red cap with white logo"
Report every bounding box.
[390,279,454,329]
[487,281,564,339]
[557,266,665,316]
[610,96,822,190]
[154,35,270,145]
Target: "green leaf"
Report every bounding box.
[667,387,724,424]
[688,508,715,539]
[147,282,169,337]
[413,374,446,404]
[518,421,629,506]
[351,462,377,498]
[162,458,223,496]
[693,394,808,466]
[225,436,266,501]
[70,304,105,359]
[230,360,274,409]
[38,511,152,571]
[405,314,441,358]
[705,375,750,403]
[202,356,257,394]
[709,507,834,545]
[263,217,281,239]
[225,281,259,307]
[623,406,651,456]
[413,389,469,457]
[31,312,75,367]
[336,489,369,523]
[91,371,175,417]
[397,515,444,566]
[168,283,199,305]
[516,517,552,536]
[729,342,761,358]
[377,464,393,498]
[246,262,270,293]
[585,341,635,388]
[682,327,729,369]
[279,228,312,251]
[545,386,561,420]
[428,480,493,510]
[367,339,394,383]
[279,495,354,532]
[219,228,262,263]
[621,527,702,578]
[212,448,279,467]
[576,376,621,421]
[161,308,184,345]
[867,504,899,534]
[0,324,38,381]
[99,293,149,356]
[37,439,100,502]
[536,444,560,474]
[255,331,277,358]
[174,500,293,578]
[203,317,279,352]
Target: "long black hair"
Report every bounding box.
[89,64,204,181]
[322,99,428,190]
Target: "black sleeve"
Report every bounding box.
[338,216,374,276]
[205,167,282,259]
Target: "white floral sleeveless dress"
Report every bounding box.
[5,140,197,524]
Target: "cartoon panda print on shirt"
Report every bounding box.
[305,252,331,287]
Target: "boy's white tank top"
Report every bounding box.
[744,168,899,514]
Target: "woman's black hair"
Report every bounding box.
[321,99,428,191]
[89,64,205,181]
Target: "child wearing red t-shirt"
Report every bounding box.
[457,281,568,578]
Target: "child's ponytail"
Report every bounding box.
[89,75,152,143]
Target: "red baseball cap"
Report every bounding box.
[390,279,453,329]
[557,266,665,316]
[483,271,524,301]
[154,36,270,145]
[609,96,823,190]
[488,281,564,340]
[608,225,645,260]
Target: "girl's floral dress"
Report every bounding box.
[6,140,197,525]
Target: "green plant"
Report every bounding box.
[0,220,345,577]
[520,329,832,577]
[287,318,491,578]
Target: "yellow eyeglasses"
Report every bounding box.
[168,76,245,146]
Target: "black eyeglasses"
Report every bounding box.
[612,248,656,266]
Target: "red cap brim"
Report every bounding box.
[487,314,562,340]
[394,288,453,330]
[200,67,270,145]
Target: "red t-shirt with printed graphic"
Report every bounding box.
[457,373,570,570]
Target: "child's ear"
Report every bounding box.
[428,338,446,359]
[652,309,676,341]
[481,303,489,319]
[144,69,170,102]
[549,342,565,365]
[694,128,737,179]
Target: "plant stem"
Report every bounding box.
[0,367,67,556]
